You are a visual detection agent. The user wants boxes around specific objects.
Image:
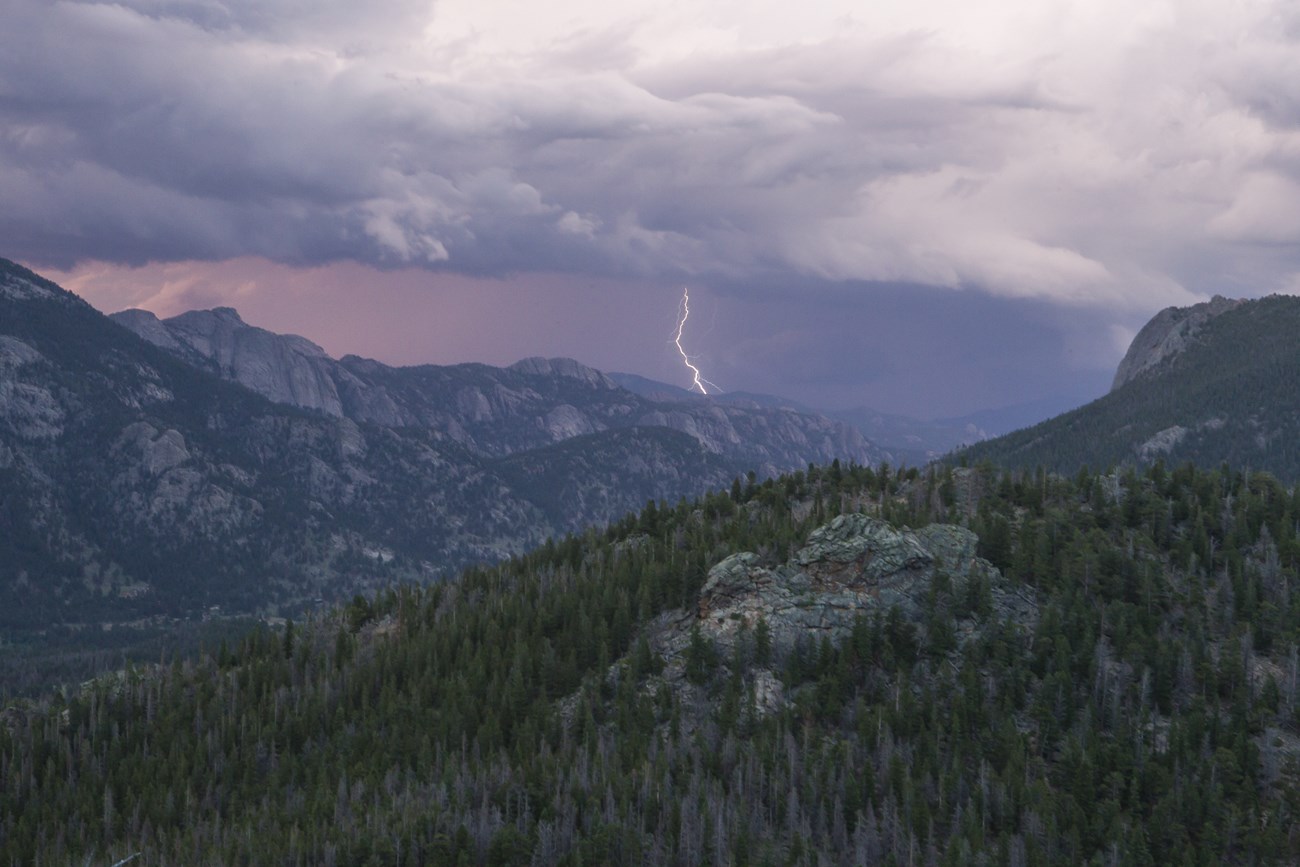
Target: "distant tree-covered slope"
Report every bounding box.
[4,460,1300,865]
[960,295,1300,480]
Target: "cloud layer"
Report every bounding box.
[4,0,1300,313]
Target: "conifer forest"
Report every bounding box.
[4,461,1300,865]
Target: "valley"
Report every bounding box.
[5,5,1297,861]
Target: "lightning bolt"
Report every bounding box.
[673,287,721,394]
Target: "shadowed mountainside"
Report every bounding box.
[0,258,880,633]
[960,295,1300,481]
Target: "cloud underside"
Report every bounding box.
[4,0,1300,309]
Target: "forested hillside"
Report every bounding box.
[960,295,1300,482]
[4,460,1300,864]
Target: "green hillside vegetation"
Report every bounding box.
[4,460,1300,864]
[959,296,1300,481]
[491,426,730,521]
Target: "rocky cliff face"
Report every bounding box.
[1111,295,1242,392]
[113,307,352,416]
[678,513,1032,657]
[112,305,883,471]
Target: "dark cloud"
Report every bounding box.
[698,281,1127,416]
[5,0,1300,313]
[95,0,435,49]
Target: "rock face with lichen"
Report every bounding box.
[618,512,1037,727]
[681,514,1028,658]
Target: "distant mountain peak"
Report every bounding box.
[509,356,616,389]
[142,307,329,359]
[113,308,185,352]
[1111,294,1243,392]
[208,306,245,323]
[965,294,1300,481]
[112,306,341,414]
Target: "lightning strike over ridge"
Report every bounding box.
[673,287,720,395]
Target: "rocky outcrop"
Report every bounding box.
[0,273,56,302]
[111,309,186,354]
[111,421,259,540]
[678,514,1030,657]
[641,513,1029,674]
[1112,295,1242,392]
[0,337,65,440]
[114,307,348,416]
[117,422,192,478]
[1136,425,1188,459]
[595,513,1036,730]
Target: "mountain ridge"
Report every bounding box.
[609,371,1104,463]
[112,305,881,471]
[0,258,881,633]
[961,293,1300,480]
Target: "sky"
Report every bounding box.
[4,0,1300,418]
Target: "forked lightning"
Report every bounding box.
[673,287,720,395]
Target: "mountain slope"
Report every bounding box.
[0,260,558,627]
[608,372,1104,465]
[0,259,876,632]
[4,461,1299,865]
[960,295,1300,480]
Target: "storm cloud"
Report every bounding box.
[5,0,1300,308]
[7,0,1300,418]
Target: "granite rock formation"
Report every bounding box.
[619,513,1036,724]
[1111,295,1242,392]
[677,513,1032,657]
